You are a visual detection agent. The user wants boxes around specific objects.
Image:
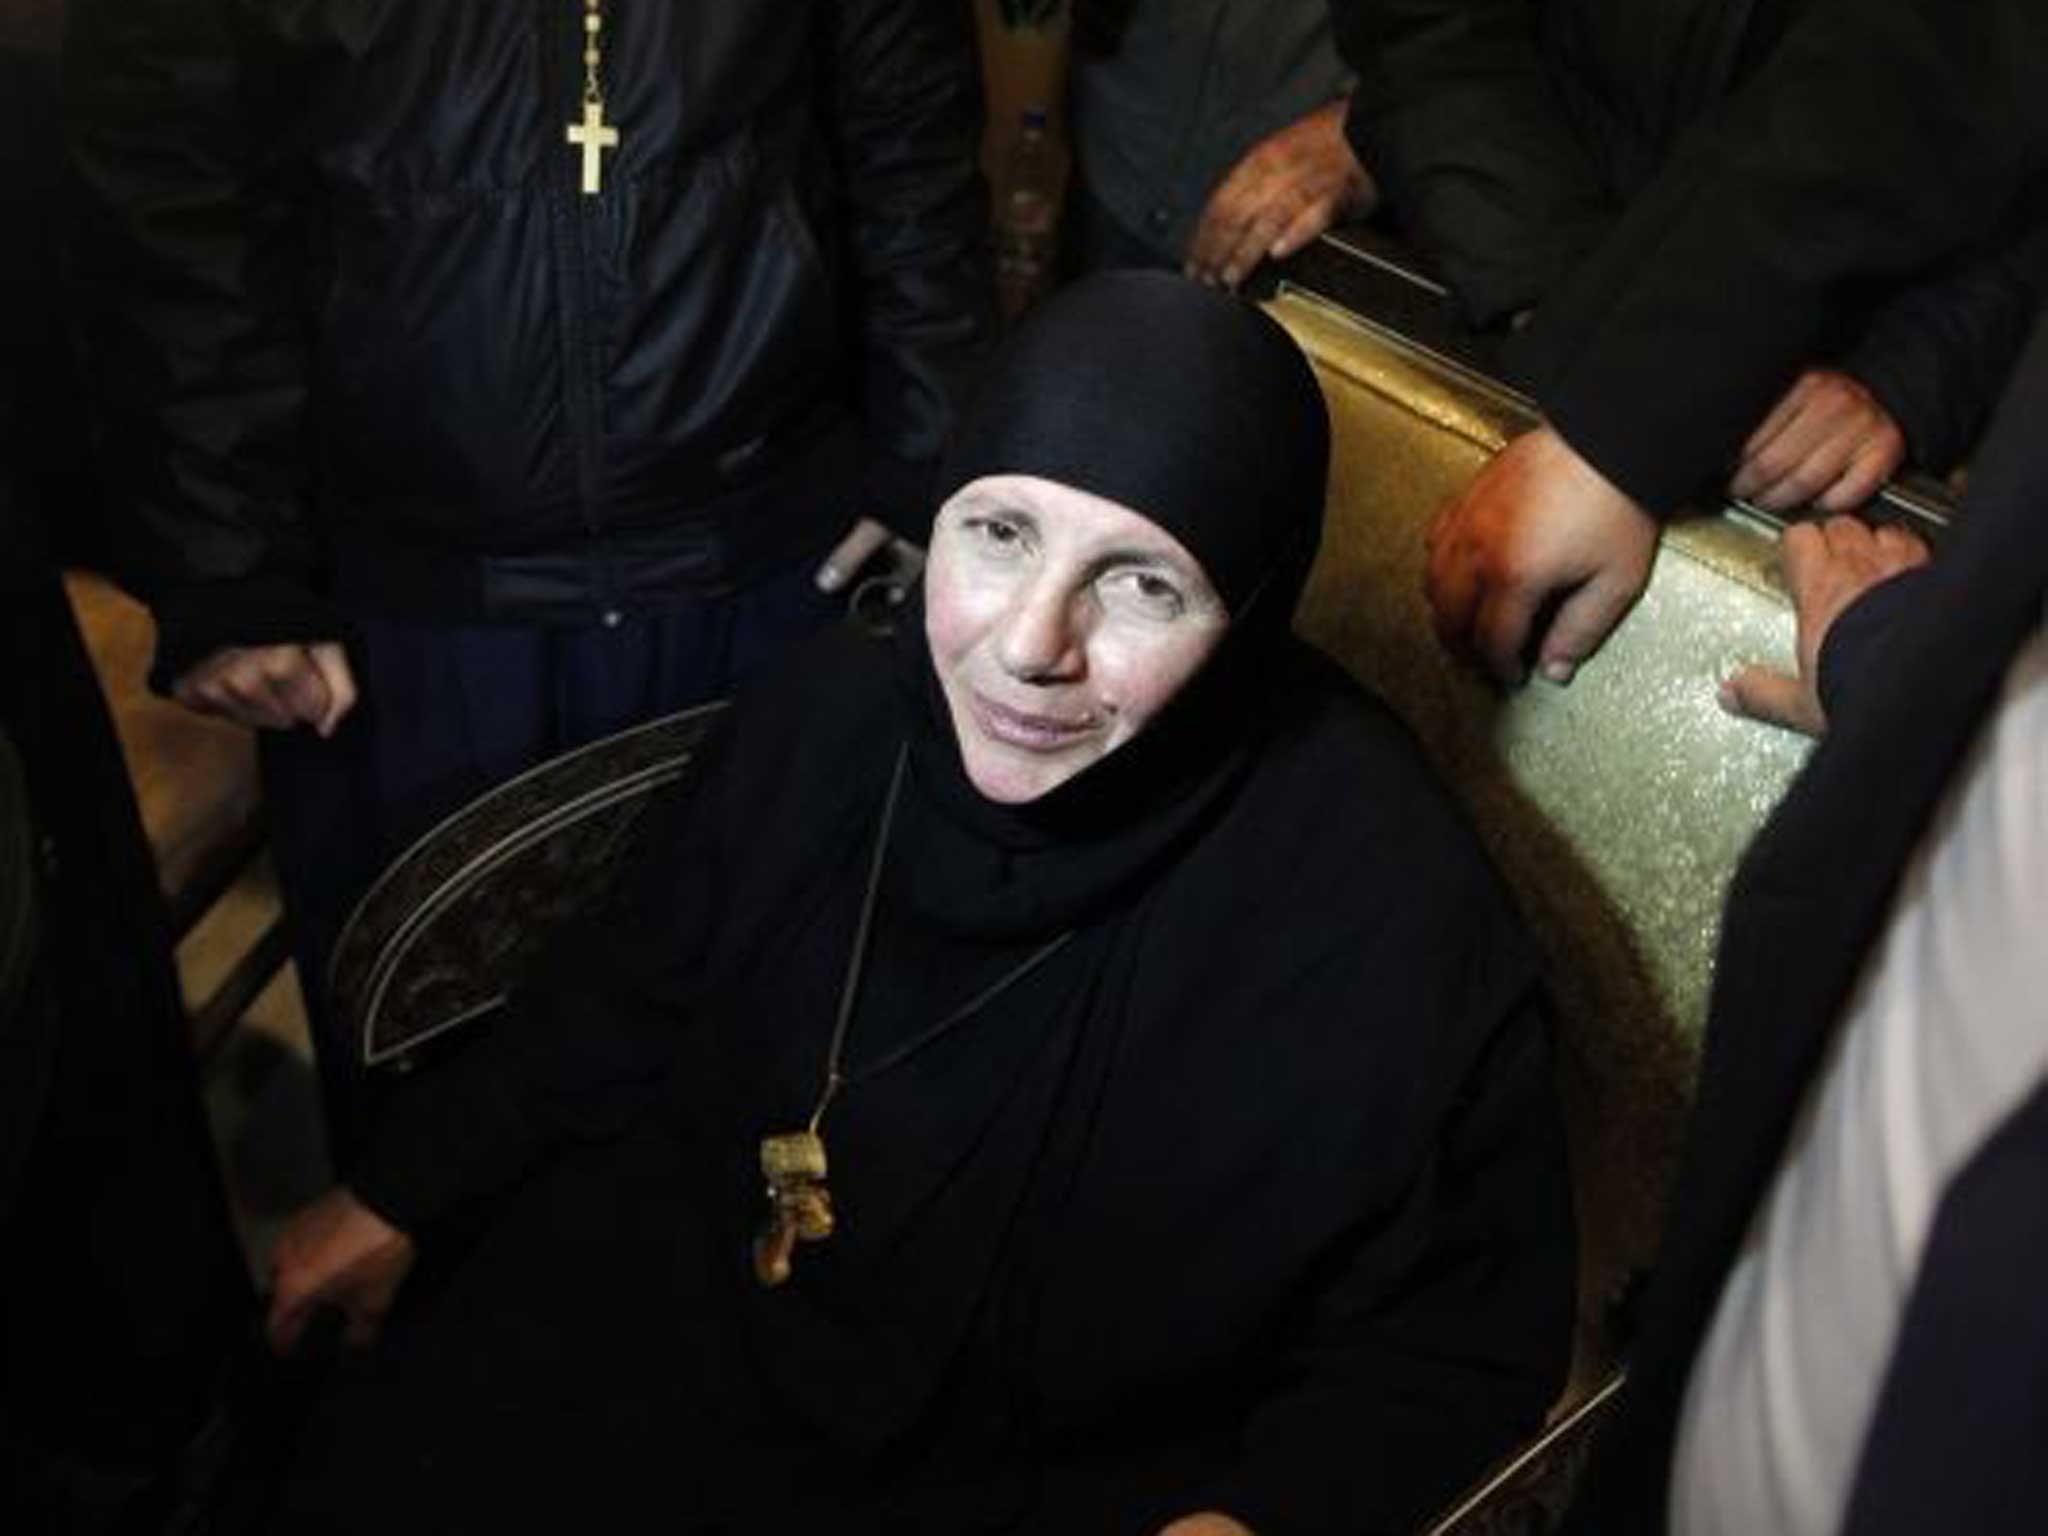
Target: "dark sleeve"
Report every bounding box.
[1210,1001,1578,1535]
[1838,1081,2048,1536]
[1815,564,1937,727]
[821,0,997,544]
[1332,0,1615,327]
[1841,213,2048,475]
[1519,0,2048,514]
[350,721,742,1236]
[64,0,348,685]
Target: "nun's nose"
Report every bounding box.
[996,576,1086,682]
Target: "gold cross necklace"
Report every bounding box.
[753,748,1077,1288]
[565,0,621,195]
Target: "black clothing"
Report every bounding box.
[290,278,1574,1534]
[1067,0,1353,268]
[65,0,994,680]
[260,563,844,1166]
[1335,0,2048,504]
[1562,318,2048,1534]
[293,628,1572,1536]
[0,42,250,1518]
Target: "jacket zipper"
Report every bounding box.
[538,0,616,617]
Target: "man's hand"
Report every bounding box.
[1730,368,1907,514]
[815,516,924,594]
[1425,426,1660,686]
[267,1187,418,1355]
[1157,1516,1256,1536]
[172,642,357,736]
[1720,514,1930,736]
[1184,99,1376,290]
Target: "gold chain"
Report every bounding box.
[581,0,605,108]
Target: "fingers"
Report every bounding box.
[196,658,296,730]
[305,642,360,737]
[1777,519,1833,606]
[1719,664,1826,737]
[1214,197,1297,288]
[1267,194,1341,264]
[1812,427,1908,513]
[1532,566,1640,685]
[1732,371,1904,512]
[1186,104,1363,287]
[1727,513,1930,737]
[1185,192,1270,287]
[816,517,893,593]
[1738,371,1818,470]
[1739,406,1851,510]
[172,643,356,733]
[265,649,332,728]
[1872,518,1932,572]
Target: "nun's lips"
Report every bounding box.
[969,691,1101,751]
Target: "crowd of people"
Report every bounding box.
[4,0,2048,1532]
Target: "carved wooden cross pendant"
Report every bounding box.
[753,1130,836,1288]
[566,100,620,195]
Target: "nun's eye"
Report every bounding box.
[1099,568,1187,620]
[964,515,1027,556]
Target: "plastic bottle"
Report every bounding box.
[995,107,1059,319]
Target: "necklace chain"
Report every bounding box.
[580,0,605,107]
[802,747,1076,1134]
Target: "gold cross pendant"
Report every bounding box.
[566,100,620,195]
[753,1130,836,1288]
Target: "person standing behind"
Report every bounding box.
[1065,0,1374,286]
[3,19,251,1525]
[67,0,996,1154]
[1559,316,2048,1536]
[1333,0,2048,688]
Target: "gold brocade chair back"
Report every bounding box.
[1263,236,1947,1530]
[1271,277,1808,1353]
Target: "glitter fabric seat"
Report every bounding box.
[1265,232,1952,1534]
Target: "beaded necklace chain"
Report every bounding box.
[564,0,621,195]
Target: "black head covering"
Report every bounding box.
[898,273,1333,935]
[936,271,1329,628]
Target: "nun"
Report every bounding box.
[267,274,1575,1535]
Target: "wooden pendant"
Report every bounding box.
[753,1130,836,1288]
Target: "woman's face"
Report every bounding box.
[924,474,1229,804]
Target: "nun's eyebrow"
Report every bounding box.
[958,494,1039,533]
[1089,545,1186,577]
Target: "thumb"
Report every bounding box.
[305,643,359,738]
[1718,665,1826,736]
[1533,572,1639,685]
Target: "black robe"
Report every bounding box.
[1335,0,2048,506]
[276,619,1574,1535]
[1,41,252,1516]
